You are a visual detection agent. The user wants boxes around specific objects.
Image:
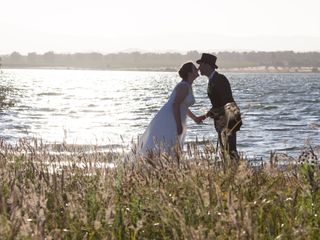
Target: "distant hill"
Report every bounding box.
[1,51,320,72]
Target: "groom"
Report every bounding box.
[197,53,242,160]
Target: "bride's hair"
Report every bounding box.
[178,62,194,79]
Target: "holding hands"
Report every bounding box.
[187,110,207,124]
[199,114,207,123]
[194,115,207,124]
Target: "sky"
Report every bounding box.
[1,0,320,54]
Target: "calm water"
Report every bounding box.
[0,69,319,157]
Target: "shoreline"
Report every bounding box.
[2,66,320,73]
[1,137,319,161]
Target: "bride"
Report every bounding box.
[138,62,204,156]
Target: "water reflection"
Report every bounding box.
[0,69,319,158]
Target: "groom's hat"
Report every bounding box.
[196,53,218,69]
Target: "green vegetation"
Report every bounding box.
[0,139,320,239]
[1,51,320,71]
[0,86,15,108]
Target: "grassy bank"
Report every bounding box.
[0,139,319,239]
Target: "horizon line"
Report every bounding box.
[1,49,320,56]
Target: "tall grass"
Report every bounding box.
[0,138,319,239]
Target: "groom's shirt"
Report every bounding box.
[208,70,216,84]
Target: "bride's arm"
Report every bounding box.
[173,84,188,135]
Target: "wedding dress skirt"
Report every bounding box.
[138,81,195,156]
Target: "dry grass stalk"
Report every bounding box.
[0,138,319,239]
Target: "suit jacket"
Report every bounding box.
[207,71,234,109]
[207,71,242,133]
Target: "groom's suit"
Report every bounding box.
[206,71,241,157]
[207,71,234,109]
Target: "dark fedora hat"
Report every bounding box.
[196,53,218,69]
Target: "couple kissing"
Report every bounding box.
[138,53,242,161]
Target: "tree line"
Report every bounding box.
[1,51,320,71]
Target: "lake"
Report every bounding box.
[0,69,319,158]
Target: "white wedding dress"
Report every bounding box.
[138,81,195,155]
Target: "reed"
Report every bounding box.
[0,138,319,239]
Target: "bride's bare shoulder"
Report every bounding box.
[176,81,189,89]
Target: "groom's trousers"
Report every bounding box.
[218,132,239,160]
